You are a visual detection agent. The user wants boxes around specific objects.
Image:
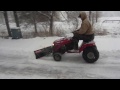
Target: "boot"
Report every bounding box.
[68,40,79,53]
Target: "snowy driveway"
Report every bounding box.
[0,36,120,79]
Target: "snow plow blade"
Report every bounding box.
[34,46,53,59]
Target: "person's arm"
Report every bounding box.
[77,22,88,34]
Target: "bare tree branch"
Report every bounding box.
[37,11,50,19]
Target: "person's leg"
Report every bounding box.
[72,33,80,50]
[68,33,86,52]
[73,39,79,50]
[83,34,95,42]
[70,33,83,52]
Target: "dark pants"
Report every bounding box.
[72,33,95,50]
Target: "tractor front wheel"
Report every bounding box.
[53,53,62,61]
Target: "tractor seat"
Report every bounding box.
[83,40,95,44]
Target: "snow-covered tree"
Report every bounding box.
[55,11,68,21]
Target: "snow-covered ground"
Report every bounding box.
[0,35,120,79]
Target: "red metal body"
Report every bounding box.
[53,37,72,52]
[53,37,96,53]
[79,41,96,53]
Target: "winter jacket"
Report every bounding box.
[77,12,94,35]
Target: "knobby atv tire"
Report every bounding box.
[82,47,99,63]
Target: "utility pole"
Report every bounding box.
[49,11,54,36]
[3,11,11,37]
[13,11,22,38]
[96,11,98,23]
[89,11,92,22]
[31,11,38,36]
[13,11,20,27]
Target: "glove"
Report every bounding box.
[72,30,79,34]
